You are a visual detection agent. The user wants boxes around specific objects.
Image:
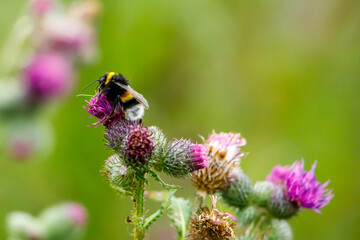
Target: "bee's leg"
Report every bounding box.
[97,88,110,102]
[96,91,103,102]
[109,95,121,117]
[138,119,143,125]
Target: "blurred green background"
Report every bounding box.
[1,0,359,239]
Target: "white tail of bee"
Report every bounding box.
[126,105,145,121]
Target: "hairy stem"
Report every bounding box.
[148,169,181,190]
[193,190,206,212]
[245,213,265,237]
[134,174,146,240]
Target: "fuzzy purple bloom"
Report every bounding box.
[84,93,125,127]
[188,144,209,171]
[125,126,154,164]
[267,160,333,213]
[266,165,290,185]
[24,52,74,101]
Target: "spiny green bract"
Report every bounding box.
[102,154,136,194]
[268,187,299,219]
[147,126,167,168]
[156,138,193,178]
[252,181,273,207]
[221,172,253,210]
[236,205,257,226]
[260,219,293,240]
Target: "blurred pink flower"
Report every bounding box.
[24,51,74,100]
[66,203,87,226]
[8,137,34,160]
[39,13,96,61]
[30,0,54,16]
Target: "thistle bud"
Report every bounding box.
[39,202,88,240]
[236,205,257,226]
[252,181,273,207]
[124,125,155,165]
[268,187,299,219]
[6,212,41,240]
[157,139,208,178]
[262,219,293,240]
[5,119,53,162]
[147,126,166,166]
[105,118,136,151]
[221,172,253,210]
[103,154,135,193]
[148,126,167,149]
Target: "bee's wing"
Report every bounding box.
[114,82,149,109]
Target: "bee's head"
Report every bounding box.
[99,72,129,89]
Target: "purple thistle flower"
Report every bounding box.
[24,52,74,101]
[266,165,290,185]
[125,125,155,164]
[188,144,209,171]
[205,131,246,162]
[267,160,333,213]
[192,131,246,194]
[84,93,125,127]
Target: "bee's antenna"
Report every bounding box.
[76,94,94,97]
[82,79,99,92]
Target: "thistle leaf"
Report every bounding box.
[167,197,192,240]
[144,189,177,230]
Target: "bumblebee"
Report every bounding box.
[89,72,149,121]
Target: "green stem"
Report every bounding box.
[148,169,181,190]
[110,183,132,196]
[245,214,265,237]
[193,190,206,212]
[134,174,146,240]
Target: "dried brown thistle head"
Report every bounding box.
[189,196,237,240]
